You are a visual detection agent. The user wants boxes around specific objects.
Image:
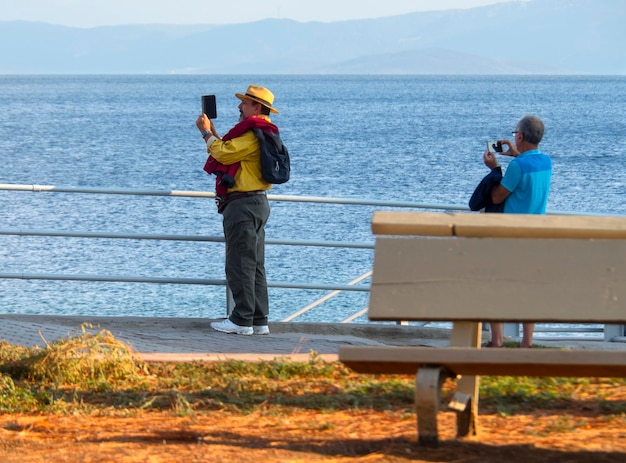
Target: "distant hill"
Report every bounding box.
[0,0,624,74]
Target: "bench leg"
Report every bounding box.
[449,321,480,438]
[449,391,475,437]
[415,367,447,447]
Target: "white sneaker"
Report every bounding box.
[253,325,270,335]
[211,319,253,335]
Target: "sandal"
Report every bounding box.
[483,341,504,348]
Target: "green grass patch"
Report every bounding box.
[1,329,626,420]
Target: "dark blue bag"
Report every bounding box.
[253,128,290,184]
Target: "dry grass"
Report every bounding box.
[1,328,626,462]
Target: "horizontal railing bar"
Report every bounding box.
[535,327,604,333]
[0,273,370,292]
[1,183,608,216]
[0,273,226,285]
[0,228,374,249]
[0,229,225,242]
[268,194,469,210]
[272,239,373,249]
[1,183,609,216]
[0,183,469,211]
[0,184,217,198]
[269,282,369,291]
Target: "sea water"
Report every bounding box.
[0,75,625,322]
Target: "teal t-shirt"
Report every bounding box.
[501,149,552,214]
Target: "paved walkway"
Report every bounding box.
[1,314,625,363]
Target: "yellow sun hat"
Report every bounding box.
[235,85,279,114]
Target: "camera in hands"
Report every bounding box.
[487,140,503,154]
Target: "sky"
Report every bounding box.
[1,0,515,28]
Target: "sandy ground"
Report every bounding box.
[1,407,625,463]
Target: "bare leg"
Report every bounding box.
[520,323,534,348]
[489,323,504,347]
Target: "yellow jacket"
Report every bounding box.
[206,119,272,194]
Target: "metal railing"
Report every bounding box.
[1,183,624,341]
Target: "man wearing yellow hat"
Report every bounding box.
[196,85,280,336]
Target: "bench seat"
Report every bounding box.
[339,346,626,377]
[371,210,626,239]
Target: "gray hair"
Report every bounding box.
[517,115,544,145]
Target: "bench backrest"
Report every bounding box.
[369,211,626,324]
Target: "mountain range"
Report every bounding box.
[0,0,624,74]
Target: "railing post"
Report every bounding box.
[604,324,625,342]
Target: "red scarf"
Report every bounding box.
[222,116,277,140]
[203,117,278,196]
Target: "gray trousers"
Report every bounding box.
[221,194,270,327]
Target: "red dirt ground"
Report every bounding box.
[2,407,625,462]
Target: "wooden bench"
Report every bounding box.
[339,211,626,446]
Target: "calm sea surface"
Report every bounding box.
[1,75,625,322]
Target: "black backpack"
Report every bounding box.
[253,128,290,184]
